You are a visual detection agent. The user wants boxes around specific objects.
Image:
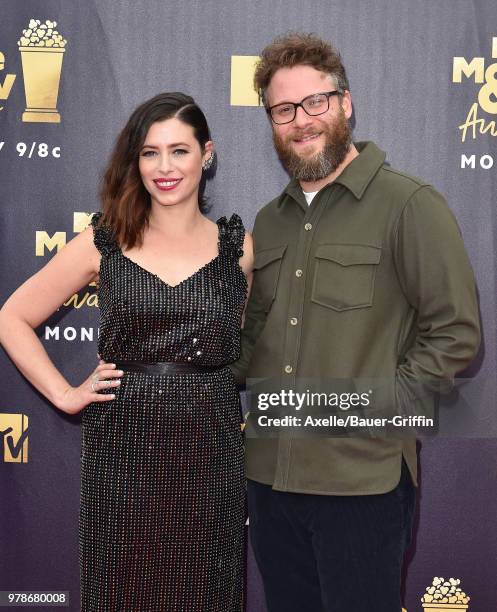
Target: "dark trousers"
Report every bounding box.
[248,461,416,612]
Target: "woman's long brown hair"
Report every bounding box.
[99,92,212,249]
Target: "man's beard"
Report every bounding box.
[273,108,352,182]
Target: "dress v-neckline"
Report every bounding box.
[119,220,221,289]
[120,252,220,289]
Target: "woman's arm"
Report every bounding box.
[0,226,122,414]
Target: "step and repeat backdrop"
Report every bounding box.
[1,1,496,611]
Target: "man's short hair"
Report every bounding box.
[254,33,349,106]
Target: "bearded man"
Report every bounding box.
[230,33,480,612]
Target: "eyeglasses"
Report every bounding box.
[267,91,342,125]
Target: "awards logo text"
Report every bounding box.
[453,37,497,145]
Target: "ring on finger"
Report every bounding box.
[91,380,98,393]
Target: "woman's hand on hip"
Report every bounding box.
[56,361,123,414]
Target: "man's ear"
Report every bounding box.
[340,90,353,120]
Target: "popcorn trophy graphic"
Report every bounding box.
[17,19,67,123]
[421,577,470,611]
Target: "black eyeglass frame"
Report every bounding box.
[266,90,343,125]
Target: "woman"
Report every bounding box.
[0,92,253,611]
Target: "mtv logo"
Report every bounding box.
[0,413,29,463]
[230,56,262,106]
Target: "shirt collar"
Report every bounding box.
[280,141,386,208]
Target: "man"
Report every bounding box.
[230,33,480,612]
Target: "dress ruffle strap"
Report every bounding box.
[217,213,245,259]
[90,212,119,257]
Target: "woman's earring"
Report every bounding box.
[202,153,214,171]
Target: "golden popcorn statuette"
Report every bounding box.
[421,577,470,611]
[17,19,67,123]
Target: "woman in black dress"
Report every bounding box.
[0,92,253,611]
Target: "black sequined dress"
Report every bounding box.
[80,213,247,611]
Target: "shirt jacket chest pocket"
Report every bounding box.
[311,243,382,311]
[252,244,287,313]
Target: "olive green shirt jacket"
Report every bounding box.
[231,141,480,495]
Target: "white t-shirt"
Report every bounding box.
[302,190,318,205]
